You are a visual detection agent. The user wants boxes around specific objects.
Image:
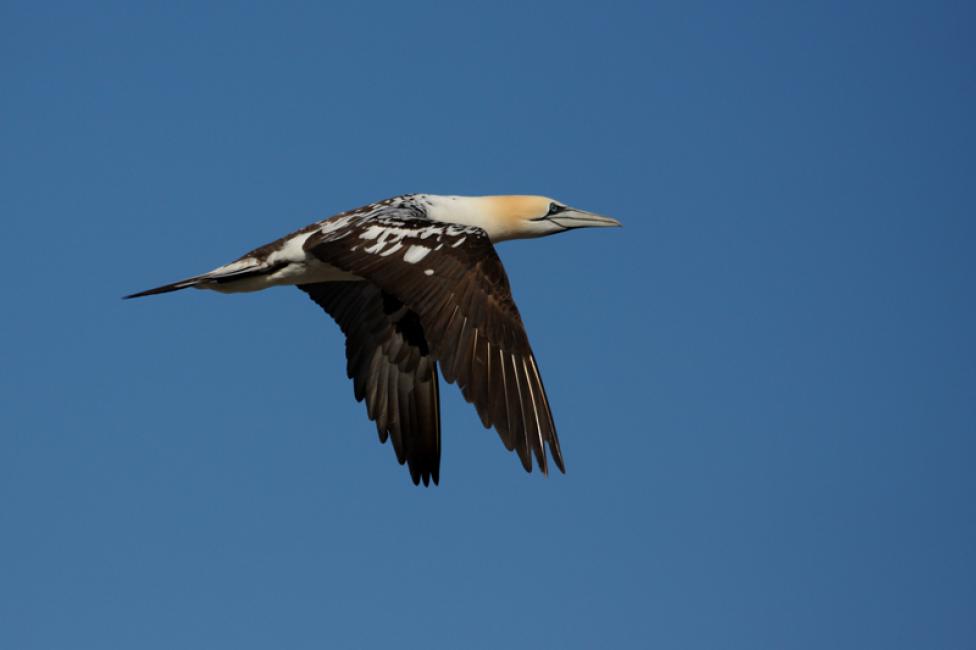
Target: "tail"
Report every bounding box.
[124,259,278,299]
[123,275,206,299]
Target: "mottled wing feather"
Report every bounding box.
[298,281,441,486]
[304,217,564,474]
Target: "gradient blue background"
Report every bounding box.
[2,2,974,648]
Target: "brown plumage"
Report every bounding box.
[300,282,442,486]
[304,218,564,477]
[125,194,619,485]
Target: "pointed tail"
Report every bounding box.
[124,258,278,299]
[123,275,205,299]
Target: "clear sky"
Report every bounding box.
[2,2,974,648]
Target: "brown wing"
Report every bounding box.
[298,281,441,486]
[304,217,564,474]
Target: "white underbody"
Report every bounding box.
[205,260,362,293]
[199,231,362,294]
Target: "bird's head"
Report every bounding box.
[422,195,621,242]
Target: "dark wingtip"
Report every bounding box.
[554,455,566,474]
[409,467,439,487]
[551,444,566,474]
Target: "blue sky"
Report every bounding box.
[2,2,974,648]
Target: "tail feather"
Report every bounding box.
[123,276,204,299]
[124,260,279,299]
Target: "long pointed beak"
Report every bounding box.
[551,208,622,229]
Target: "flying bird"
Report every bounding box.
[126,194,620,485]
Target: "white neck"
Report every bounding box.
[419,195,520,242]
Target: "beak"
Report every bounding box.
[550,208,622,230]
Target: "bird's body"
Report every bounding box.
[127,194,619,485]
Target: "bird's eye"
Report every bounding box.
[547,203,563,216]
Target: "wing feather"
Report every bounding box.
[305,217,564,474]
[299,281,441,486]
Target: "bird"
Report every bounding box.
[125,194,620,486]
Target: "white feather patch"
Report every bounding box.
[403,245,431,264]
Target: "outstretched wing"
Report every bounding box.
[304,216,564,474]
[299,281,441,486]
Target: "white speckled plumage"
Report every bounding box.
[125,194,620,486]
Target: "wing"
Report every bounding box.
[299,281,441,486]
[304,216,564,474]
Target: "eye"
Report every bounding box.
[547,203,564,216]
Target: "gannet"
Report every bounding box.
[126,194,620,485]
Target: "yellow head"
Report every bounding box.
[422,195,621,242]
